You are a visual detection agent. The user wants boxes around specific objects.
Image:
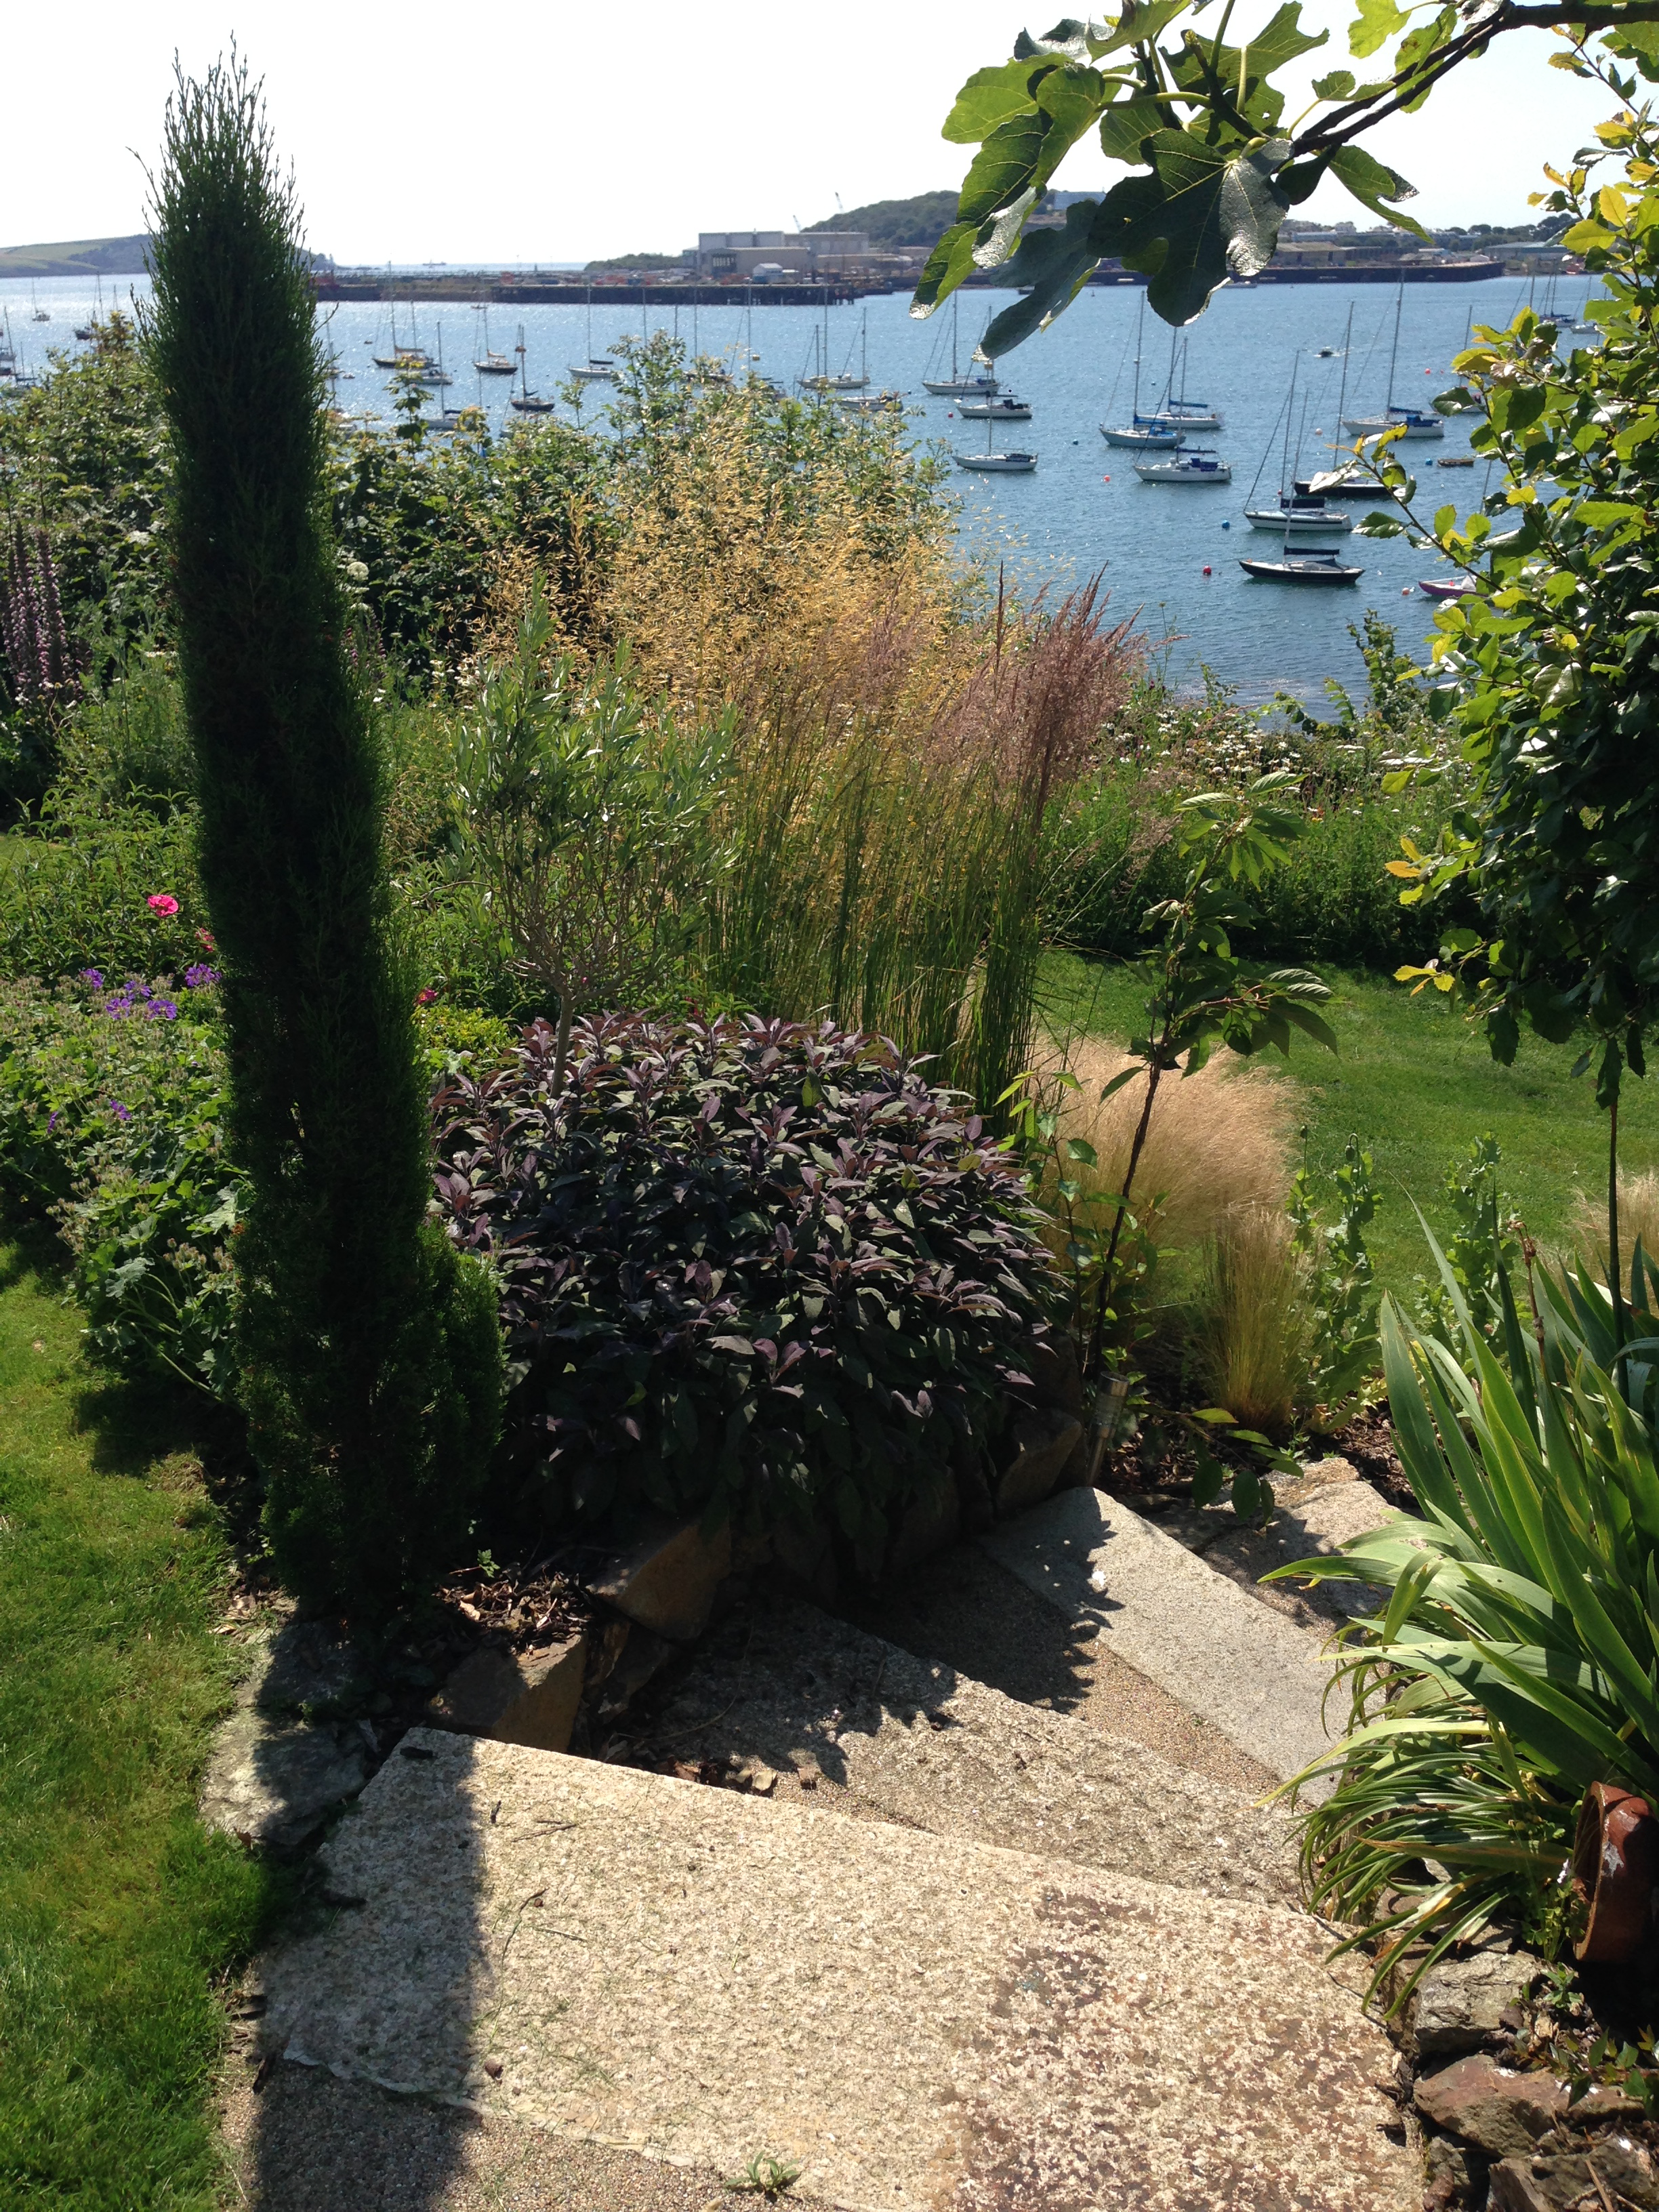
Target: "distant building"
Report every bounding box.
[687,230,907,279]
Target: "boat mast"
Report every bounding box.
[1132,291,1144,416]
[1384,277,1403,416]
[1279,355,1298,499]
[1331,305,1354,466]
[951,295,959,382]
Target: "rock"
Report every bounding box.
[586,1517,733,1643]
[772,1514,838,1604]
[242,1609,365,1715]
[1414,2055,1568,2160]
[425,1632,589,1755]
[886,1475,961,1576]
[1412,1950,1543,2059]
[1421,2134,1480,2212]
[1024,1331,1084,1418]
[199,1706,368,1853]
[992,1407,1084,1517]
[593,1626,675,1723]
[1593,2133,1659,2210]
[1487,2152,1593,2211]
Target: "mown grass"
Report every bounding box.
[0,1218,283,2208]
[1040,952,1659,1298]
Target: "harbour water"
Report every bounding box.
[3,268,1582,700]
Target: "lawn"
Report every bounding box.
[0,1218,281,2209]
[1039,952,1659,1298]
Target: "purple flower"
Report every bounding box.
[183,964,220,990]
[108,1099,131,1123]
[104,996,133,1019]
[47,1110,60,1131]
[79,968,104,988]
[142,998,178,1021]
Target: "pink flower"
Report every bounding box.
[147,893,180,918]
[197,927,216,954]
[416,988,438,1006]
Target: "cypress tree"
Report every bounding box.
[148,58,502,1616]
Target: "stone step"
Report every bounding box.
[1134,1456,1396,1635]
[632,1596,1298,1904]
[258,1729,1414,2212]
[978,1486,1349,1785]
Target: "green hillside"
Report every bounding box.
[0,234,152,279]
[806,193,960,248]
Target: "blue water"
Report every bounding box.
[3,268,1584,699]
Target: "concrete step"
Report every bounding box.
[632,1597,1297,1904]
[979,1486,1349,1785]
[258,1729,1414,2212]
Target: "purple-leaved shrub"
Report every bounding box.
[432,1011,1059,1564]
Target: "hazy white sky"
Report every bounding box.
[5,2,1619,263]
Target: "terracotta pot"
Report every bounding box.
[1572,1780,1659,1964]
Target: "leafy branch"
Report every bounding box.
[914,2,1659,342]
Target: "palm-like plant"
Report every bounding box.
[1279,1242,1659,2001]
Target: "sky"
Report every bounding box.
[5,1,1622,264]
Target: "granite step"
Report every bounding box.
[631,1596,1298,1904]
[256,1729,1415,2212]
[979,1486,1352,1785]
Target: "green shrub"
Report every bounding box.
[0,783,203,983]
[0,972,238,1392]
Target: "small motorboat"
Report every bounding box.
[959,393,1031,420]
[836,389,903,413]
[954,447,1036,472]
[1101,422,1180,448]
[1434,454,1475,468]
[570,357,618,383]
[1419,576,1477,599]
[1240,546,1363,585]
[1244,495,1353,533]
[1134,449,1231,484]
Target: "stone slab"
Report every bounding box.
[978,1487,1342,1784]
[640,1598,1297,1904]
[260,1730,1413,2212]
[200,1706,369,1853]
[587,1520,732,1643]
[1140,1474,1397,1633]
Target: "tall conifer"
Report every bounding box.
[148,58,501,1614]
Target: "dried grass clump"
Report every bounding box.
[1191,1204,1311,1437]
[1039,1036,1294,1252]
[1565,1170,1659,1282]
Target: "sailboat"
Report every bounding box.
[800,299,867,391]
[510,326,557,414]
[954,408,1035,472]
[1297,307,1391,500]
[428,329,467,428]
[569,285,617,382]
[473,306,516,375]
[1134,446,1231,484]
[1343,280,1444,439]
[1101,296,1181,447]
[28,283,49,323]
[373,303,436,374]
[923,297,1000,396]
[1136,333,1222,432]
[1240,542,1364,585]
[959,392,1031,420]
[1242,363,1351,533]
[73,278,104,343]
